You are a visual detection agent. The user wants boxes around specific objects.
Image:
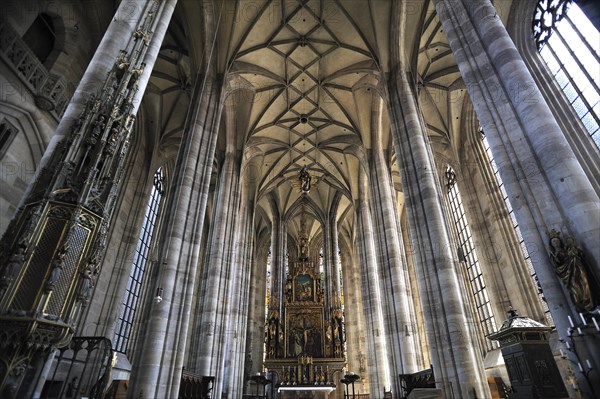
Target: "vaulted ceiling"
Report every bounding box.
[215,0,396,242]
[158,0,515,245]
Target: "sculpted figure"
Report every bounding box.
[548,230,598,312]
[0,243,27,297]
[47,246,68,291]
[299,166,311,193]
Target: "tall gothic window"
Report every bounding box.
[533,0,600,147]
[114,167,165,354]
[481,131,554,326]
[445,166,497,350]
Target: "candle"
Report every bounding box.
[567,328,572,337]
[559,349,565,358]
[593,317,600,332]
[578,362,583,372]
[577,327,583,336]
[566,341,571,349]
[579,313,588,326]
[586,359,592,369]
[568,315,575,328]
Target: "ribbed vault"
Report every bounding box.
[216,0,394,240]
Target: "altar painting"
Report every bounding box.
[287,311,323,358]
[295,273,314,302]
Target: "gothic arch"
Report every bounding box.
[508,0,600,194]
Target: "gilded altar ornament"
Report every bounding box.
[547,230,598,312]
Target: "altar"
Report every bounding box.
[278,385,335,399]
[263,207,346,399]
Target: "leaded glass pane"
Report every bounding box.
[114,167,165,354]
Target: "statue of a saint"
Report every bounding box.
[47,245,68,291]
[0,243,27,296]
[79,257,98,304]
[298,166,311,193]
[548,230,598,312]
[269,321,277,340]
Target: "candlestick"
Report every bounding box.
[579,313,587,326]
[568,315,575,328]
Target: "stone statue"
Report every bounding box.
[87,115,105,146]
[298,166,311,193]
[46,245,69,291]
[0,243,27,296]
[285,275,293,299]
[78,257,98,304]
[548,230,598,312]
[325,321,332,343]
[269,320,277,340]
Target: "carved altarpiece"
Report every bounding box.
[264,216,345,398]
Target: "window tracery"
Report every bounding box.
[446,165,497,351]
[114,167,165,354]
[534,0,600,148]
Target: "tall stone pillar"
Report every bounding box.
[246,245,269,383]
[0,1,177,396]
[387,71,490,398]
[366,92,418,391]
[340,246,370,393]
[433,0,600,392]
[224,158,257,397]
[194,150,242,398]
[130,68,223,396]
[269,207,286,317]
[354,166,391,398]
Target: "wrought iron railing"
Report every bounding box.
[41,336,113,399]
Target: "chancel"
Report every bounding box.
[0,0,599,398]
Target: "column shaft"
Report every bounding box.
[388,71,490,398]
[131,71,223,397]
[355,167,391,398]
[195,151,241,398]
[433,0,600,391]
[368,98,418,386]
[224,175,256,397]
